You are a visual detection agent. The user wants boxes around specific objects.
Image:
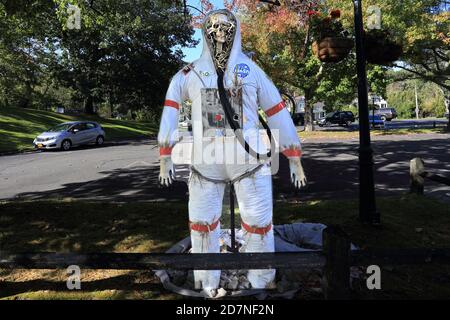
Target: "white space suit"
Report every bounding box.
[158,9,306,295]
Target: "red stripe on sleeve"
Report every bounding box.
[282,148,302,158]
[164,99,179,110]
[264,101,285,117]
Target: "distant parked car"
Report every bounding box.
[33,121,105,151]
[373,108,397,121]
[318,111,355,127]
[368,114,385,128]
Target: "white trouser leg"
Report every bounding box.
[188,175,225,291]
[234,166,275,288]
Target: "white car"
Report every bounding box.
[33,121,106,151]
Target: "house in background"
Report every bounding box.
[352,94,389,109]
[294,96,326,120]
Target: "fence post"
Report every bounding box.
[410,158,425,195]
[322,226,351,300]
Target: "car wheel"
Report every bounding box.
[61,139,71,151]
[96,135,104,146]
[326,121,332,127]
[380,116,387,121]
[345,120,352,127]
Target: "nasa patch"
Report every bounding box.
[235,63,250,78]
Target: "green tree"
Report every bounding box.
[53,0,197,114]
[236,1,362,131]
[387,78,447,118]
[0,0,197,116]
[0,0,60,108]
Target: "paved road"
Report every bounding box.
[0,133,449,203]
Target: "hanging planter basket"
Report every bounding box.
[364,32,403,65]
[312,37,353,63]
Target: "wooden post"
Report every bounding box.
[410,158,425,195]
[322,226,351,300]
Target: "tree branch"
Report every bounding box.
[392,63,450,91]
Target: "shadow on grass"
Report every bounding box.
[0,271,179,299]
[0,200,190,253]
[0,194,449,299]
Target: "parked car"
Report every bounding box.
[368,114,385,128]
[292,112,305,126]
[33,121,105,151]
[373,108,397,121]
[318,111,355,127]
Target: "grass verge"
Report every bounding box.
[0,107,158,153]
[299,127,447,140]
[0,194,449,299]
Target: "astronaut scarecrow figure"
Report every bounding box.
[158,9,306,296]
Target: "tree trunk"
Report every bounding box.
[109,91,114,118]
[84,95,95,114]
[438,87,449,130]
[447,111,450,131]
[304,92,315,132]
[445,96,450,130]
[20,81,33,108]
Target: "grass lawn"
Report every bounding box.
[1,194,449,299]
[299,127,447,140]
[0,106,158,153]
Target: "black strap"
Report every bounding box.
[217,71,272,161]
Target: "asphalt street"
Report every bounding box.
[1,132,449,203]
[302,118,449,132]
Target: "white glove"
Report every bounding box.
[289,158,307,189]
[159,156,174,187]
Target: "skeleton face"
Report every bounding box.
[207,14,231,43]
[204,11,237,71]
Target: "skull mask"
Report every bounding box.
[203,11,237,72]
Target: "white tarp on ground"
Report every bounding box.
[154,223,357,299]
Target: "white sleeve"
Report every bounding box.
[256,68,302,159]
[157,71,185,157]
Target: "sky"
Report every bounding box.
[180,0,229,62]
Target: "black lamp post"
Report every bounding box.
[353,0,379,225]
